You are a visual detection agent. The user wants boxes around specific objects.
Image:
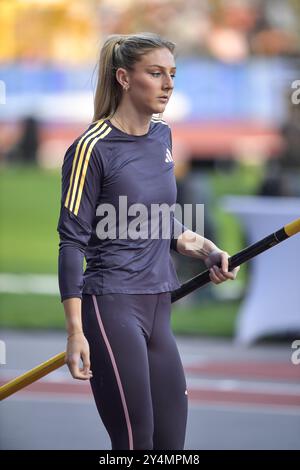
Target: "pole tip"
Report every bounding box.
[284,218,300,237]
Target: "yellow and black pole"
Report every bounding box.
[1,217,300,401]
[171,217,300,302]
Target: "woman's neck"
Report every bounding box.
[110,103,152,136]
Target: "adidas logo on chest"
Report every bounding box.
[165,148,174,163]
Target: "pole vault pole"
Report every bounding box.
[171,217,300,302]
[1,217,299,401]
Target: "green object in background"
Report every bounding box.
[0,167,61,273]
[0,293,64,329]
[172,300,239,337]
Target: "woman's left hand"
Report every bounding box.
[204,249,240,285]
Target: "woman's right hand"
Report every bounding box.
[66,332,93,380]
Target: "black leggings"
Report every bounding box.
[82,292,188,450]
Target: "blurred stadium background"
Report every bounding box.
[1,0,300,451]
[1,0,299,335]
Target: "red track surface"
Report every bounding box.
[2,360,299,407]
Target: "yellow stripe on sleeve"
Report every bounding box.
[68,123,109,212]
[73,126,112,216]
[66,122,108,212]
[64,120,104,209]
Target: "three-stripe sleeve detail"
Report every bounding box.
[64,120,112,216]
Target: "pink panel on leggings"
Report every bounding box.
[92,295,134,450]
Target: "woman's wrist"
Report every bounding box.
[177,230,219,260]
[67,331,84,340]
[63,297,83,337]
[202,238,220,257]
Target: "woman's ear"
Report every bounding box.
[115,68,130,90]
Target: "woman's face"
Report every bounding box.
[124,47,176,115]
